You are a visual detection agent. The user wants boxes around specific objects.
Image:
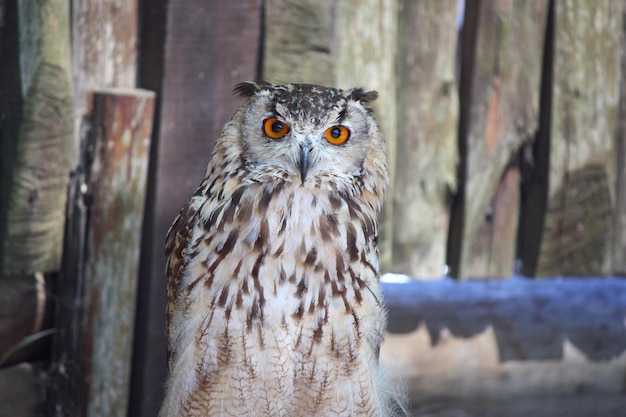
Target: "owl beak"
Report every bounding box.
[299,142,310,183]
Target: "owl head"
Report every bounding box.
[222,81,388,194]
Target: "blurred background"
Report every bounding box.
[1,0,625,416]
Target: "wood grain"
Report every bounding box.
[392,0,459,278]
[529,0,622,277]
[72,0,138,116]
[614,0,626,275]
[334,0,398,272]
[0,0,74,275]
[50,89,154,417]
[263,0,335,85]
[448,0,549,279]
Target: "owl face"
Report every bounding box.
[233,82,384,187]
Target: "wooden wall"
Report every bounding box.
[0,0,625,416]
[265,0,624,280]
[1,0,154,416]
[130,2,263,415]
[130,1,626,416]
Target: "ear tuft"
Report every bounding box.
[348,88,378,105]
[233,81,272,97]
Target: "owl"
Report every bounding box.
[160,82,402,417]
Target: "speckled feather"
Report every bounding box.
[160,82,399,417]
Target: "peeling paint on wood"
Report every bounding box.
[51,89,155,417]
[84,90,154,417]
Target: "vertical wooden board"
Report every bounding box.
[467,164,521,276]
[613,0,626,274]
[0,0,23,276]
[157,1,263,200]
[392,0,459,278]
[72,0,138,118]
[334,0,398,272]
[0,0,74,275]
[263,0,336,85]
[533,0,622,277]
[450,0,549,279]
[51,89,155,417]
[84,89,154,417]
[130,2,263,417]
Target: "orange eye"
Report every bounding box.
[324,125,350,145]
[263,117,290,139]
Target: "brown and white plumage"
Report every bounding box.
[160,82,400,417]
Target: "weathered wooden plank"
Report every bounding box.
[470,163,521,276]
[0,362,47,417]
[50,89,154,417]
[0,273,53,367]
[334,0,398,272]
[448,0,549,279]
[0,0,22,276]
[72,0,138,116]
[391,0,459,278]
[614,0,626,274]
[130,2,263,416]
[526,0,622,277]
[381,277,626,415]
[83,90,154,417]
[0,0,74,275]
[263,0,335,85]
